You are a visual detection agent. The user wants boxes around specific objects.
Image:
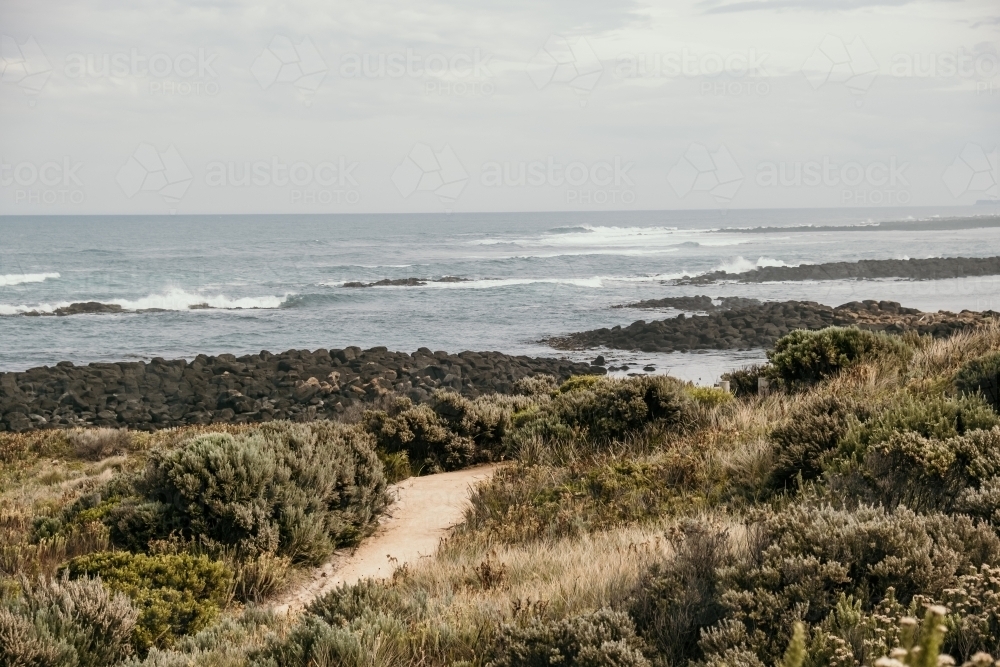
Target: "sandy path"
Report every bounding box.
[273,463,500,615]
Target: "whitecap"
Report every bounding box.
[0,272,60,287]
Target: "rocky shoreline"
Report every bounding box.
[0,348,601,433]
[342,276,469,288]
[674,255,1000,285]
[547,299,999,352]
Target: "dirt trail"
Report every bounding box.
[272,463,501,615]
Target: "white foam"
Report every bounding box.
[0,287,290,315]
[714,256,794,274]
[0,272,60,287]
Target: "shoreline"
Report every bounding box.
[0,348,601,433]
[547,299,999,352]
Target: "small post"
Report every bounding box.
[758,377,770,396]
[719,380,731,393]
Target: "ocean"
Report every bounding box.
[2,206,1000,383]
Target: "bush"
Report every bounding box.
[722,364,767,397]
[0,574,138,667]
[768,328,910,388]
[844,427,1000,513]
[65,551,233,651]
[630,503,1000,666]
[67,428,133,460]
[307,578,411,627]
[838,393,999,460]
[231,552,292,603]
[506,376,696,447]
[687,386,735,408]
[364,400,476,473]
[249,612,408,667]
[249,614,365,667]
[629,522,731,666]
[488,608,650,667]
[956,351,1000,413]
[140,420,389,562]
[768,395,867,492]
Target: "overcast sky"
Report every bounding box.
[1,0,997,214]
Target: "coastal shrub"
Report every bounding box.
[767,395,867,492]
[307,578,411,627]
[377,449,412,483]
[230,552,292,603]
[141,420,389,562]
[721,364,768,397]
[687,386,735,408]
[956,351,1000,413]
[249,614,364,667]
[506,376,696,447]
[488,608,650,667]
[364,399,476,473]
[630,503,1000,665]
[67,427,134,460]
[838,393,999,459]
[0,574,138,667]
[249,612,408,667]
[629,522,732,666]
[768,327,910,388]
[842,427,1000,513]
[65,551,232,650]
[514,374,558,396]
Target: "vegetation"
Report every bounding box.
[3,322,1000,665]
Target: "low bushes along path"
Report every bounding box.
[273,463,502,615]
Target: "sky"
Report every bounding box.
[0,0,998,214]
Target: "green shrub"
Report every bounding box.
[249,612,408,667]
[768,327,910,388]
[506,376,696,447]
[488,608,650,667]
[140,420,389,562]
[249,614,364,667]
[838,393,999,460]
[721,364,767,397]
[364,400,476,473]
[687,386,735,408]
[377,450,412,483]
[307,578,411,627]
[558,375,602,394]
[65,551,232,651]
[629,522,731,665]
[231,552,292,604]
[631,503,1000,666]
[0,574,138,667]
[840,427,1000,513]
[768,395,868,492]
[956,351,1000,413]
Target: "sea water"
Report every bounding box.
[2,207,1000,383]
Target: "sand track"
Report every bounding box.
[272,464,500,615]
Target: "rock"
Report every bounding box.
[52,302,125,316]
[673,255,1000,285]
[593,355,606,366]
[548,300,999,354]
